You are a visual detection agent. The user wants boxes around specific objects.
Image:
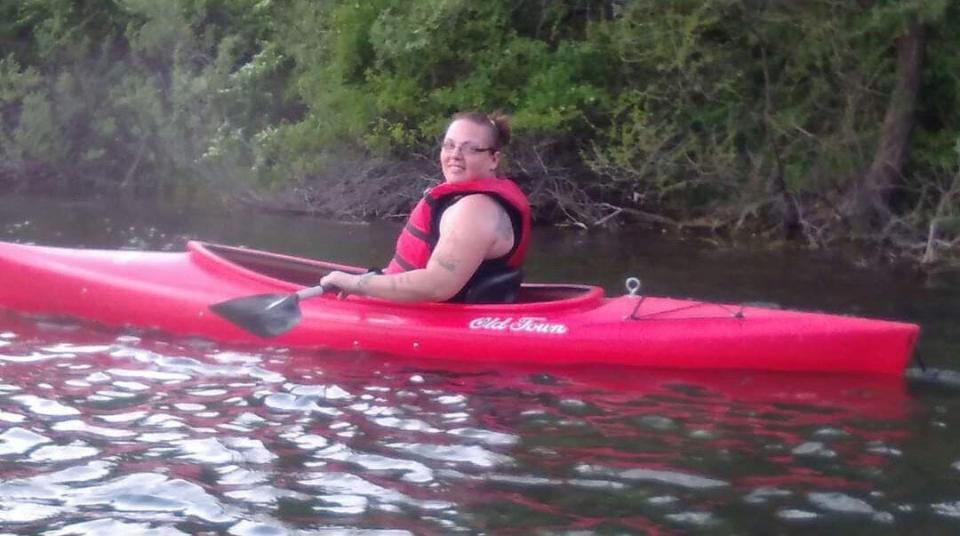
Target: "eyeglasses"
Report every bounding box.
[440,141,496,156]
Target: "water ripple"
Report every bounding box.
[0,408,26,423]
[0,351,74,363]
[314,443,435,483]
[10,395,80,417]
[106,367,190,382]
[807,492,893,523]
[45,460,114,483]
[446,427,518,446]
[174,437,276,465]
[0,427,51,455]
[300,472,454,512]
[385,442,513,468]
[28,443,100,463]
[575,464,730,490]
[0,502,62,524]
[67,473,236,523]
[47,517,185,534]
[372,416,442,433]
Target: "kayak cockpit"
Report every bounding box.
[188,241,603,307]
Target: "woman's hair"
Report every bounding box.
[451,111,511,149]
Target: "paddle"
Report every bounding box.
[209,284,326,338]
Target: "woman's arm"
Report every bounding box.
[320,195,507,302]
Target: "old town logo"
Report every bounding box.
[468,316,568,335]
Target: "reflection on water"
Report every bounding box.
[0,312,955,534]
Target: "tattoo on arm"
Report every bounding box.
[436,255,458,272]
[355,272,375,292]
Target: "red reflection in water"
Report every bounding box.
[287,349,913,488]
[0,310,918,533]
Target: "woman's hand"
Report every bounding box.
[319,270,371,297]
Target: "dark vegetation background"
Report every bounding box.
[1,0,958,266]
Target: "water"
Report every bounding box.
[1,194,959,534]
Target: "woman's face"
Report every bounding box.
[440,119,500,183]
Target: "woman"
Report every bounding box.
[319,112,530,303]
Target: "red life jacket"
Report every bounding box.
[385,177,530,301]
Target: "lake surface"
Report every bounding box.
[1,194,959,534]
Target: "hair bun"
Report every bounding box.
[488,111,511,148]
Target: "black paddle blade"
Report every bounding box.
[209,293,302,338]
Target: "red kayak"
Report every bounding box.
[0,240,919,374]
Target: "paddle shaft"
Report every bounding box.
[295,285,326,301]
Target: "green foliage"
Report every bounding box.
[577,0,960,231]
[240,0,622,191]
[0,0,296,194]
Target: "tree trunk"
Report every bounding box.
[759,43,801,240]
[849,21,926,232]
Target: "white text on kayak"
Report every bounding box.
[468,317,568,334]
